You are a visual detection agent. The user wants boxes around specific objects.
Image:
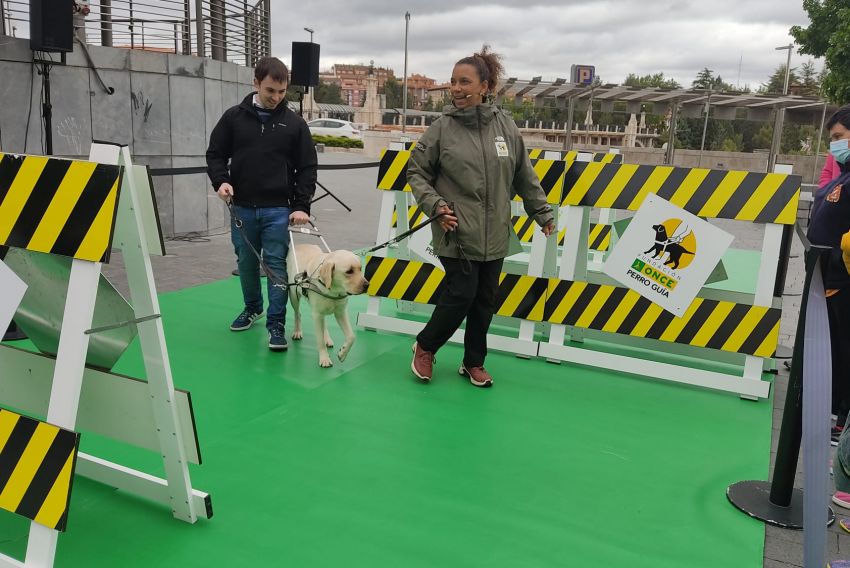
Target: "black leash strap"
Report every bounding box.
[355,212,448,256]
[227,201,290,289]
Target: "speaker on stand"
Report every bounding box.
[29,0,73,155]
[291,42,320,117]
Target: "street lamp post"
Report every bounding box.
[402,11,410,134]
[768,44,793,172]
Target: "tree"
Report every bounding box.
[720,133,744,152]
[285,85,304,103]
[423,92,452,111]
[691,68,736,92]
[381,77,414,109]
[752,124,774,150]
[791,0,850,102]
[623,72,680,89]
[799,59,821,96]
[692,68,715,89]
[313,81,343,104]
[760,64,800,94]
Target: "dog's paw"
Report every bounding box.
[292,330,303,340]
[337,345,350,362]
[325,339,335,348]
[319,356,333,368]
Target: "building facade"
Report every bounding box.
[320,64,395,107]
[406,74,437,108]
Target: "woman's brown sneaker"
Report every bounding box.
[411,342,435,382]
[459,364,493,388]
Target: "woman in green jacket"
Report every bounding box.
[407,46,555,387]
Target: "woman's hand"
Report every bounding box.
[542,222,556,237]
[436,204,458,232]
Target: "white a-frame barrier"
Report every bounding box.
[0,144,209,568]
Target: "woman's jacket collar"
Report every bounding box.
[442,102,499,128]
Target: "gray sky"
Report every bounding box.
[271,0,814,90]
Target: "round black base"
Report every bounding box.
[727,480,834,529]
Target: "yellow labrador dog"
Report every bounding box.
[287,244,369,367]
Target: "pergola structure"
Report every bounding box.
[496,78,832,171]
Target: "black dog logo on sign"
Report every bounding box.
[644,223,695,270]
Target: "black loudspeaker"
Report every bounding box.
[291,42,320,87]
[30,0,74,52]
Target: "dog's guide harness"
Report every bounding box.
[226,200,447,301]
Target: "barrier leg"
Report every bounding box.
[116,147,196,523]
[24,259,100,567]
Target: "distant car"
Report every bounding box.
[307,119,362,140]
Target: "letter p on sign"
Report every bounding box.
[571,65,595,85]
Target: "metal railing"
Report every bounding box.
[1,0,270,67]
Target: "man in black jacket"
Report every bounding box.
[206,57,317,351]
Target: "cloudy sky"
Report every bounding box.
[270,0,814,90]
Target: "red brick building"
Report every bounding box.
[320,64,395,107]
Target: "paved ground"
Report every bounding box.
[98,152,840,567]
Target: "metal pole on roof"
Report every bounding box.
[768,44,793,172]
[562,95,575,151]
[402,11,410,134]
[195,0,205,57]
[664,102,679,165]
[811,101,829,186]
[698,90,713,167]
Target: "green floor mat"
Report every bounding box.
[0,277,771,567]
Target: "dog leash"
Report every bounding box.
[352,210,449,257]
[226,201,347,300]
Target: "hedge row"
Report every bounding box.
[312,135,364,148]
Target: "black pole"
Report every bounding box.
[311,180,352,212]
[773,224,793,298]
[42,62,53,155]
[769,245,822,504]
[727,242,834,528]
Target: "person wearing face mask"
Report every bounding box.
[206,57,317,352]
[807,104,850,510]
[406,46,556,388]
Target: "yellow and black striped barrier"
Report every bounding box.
[0,408,80,531]
[391,205,426,229]
[364,255,548,320]
[524,159,565,204]
[561,162,800,224]
[543,279,780,358]
[0,153,123,262]
[364,255,780,357]
[377,149,413,192]
[512,216,611,250]
[378,148,564,205]
[528,148,623,165]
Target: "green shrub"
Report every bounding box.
[312,135,363,149]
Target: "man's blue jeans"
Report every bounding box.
[230,205,290,330]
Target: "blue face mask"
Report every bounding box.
[830,139,850,164]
